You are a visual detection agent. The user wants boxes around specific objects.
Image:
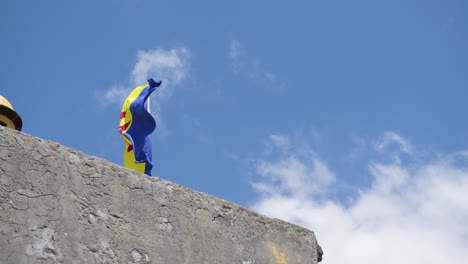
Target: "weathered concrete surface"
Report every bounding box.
[0,126,322,264]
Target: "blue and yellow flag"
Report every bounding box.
[119,78,161,175]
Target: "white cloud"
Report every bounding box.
[264,134,291,155]
[227,40,283,88]
[99,47,190,106]
[131,47,190,100]
[97,47,191,136]
[100,85,129,107]
[375,131,413,155]
[250,132,468,264]
[228,40,246,74]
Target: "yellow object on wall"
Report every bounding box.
[271,246,288,264]
[0,95,22,131]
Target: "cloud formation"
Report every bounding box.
[250,133,468,264]
[98,47,191,136]
[131,48,190,101]
[100,47,190,106]
[228,40,282,88]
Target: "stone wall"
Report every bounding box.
[0,126,322,264]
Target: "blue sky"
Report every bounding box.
[2,0,468,263]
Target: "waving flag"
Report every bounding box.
[119,78,162,175]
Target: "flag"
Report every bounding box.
[119,78,161,175]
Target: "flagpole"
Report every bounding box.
[146,78,161,114]
[148,97,151,114]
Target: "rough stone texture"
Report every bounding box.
[0,126,322,264]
